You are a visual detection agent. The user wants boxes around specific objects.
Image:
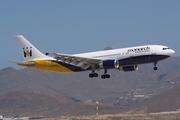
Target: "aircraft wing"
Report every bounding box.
[46,52,101,69]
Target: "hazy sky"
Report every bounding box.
[0,0,180,69]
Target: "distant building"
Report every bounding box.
[85,99,93,103]
[135,89,142,91]
[134,95,145,98]
[133,92,138,95]
[150,109,180,115]
[126,93,131,95]
[170,82,174,84]
[119,97,124,99]
[0,115,29,120]
[132,98,137,100]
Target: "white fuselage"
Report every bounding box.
[73,45,174,63]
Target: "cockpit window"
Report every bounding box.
[163,48,170,50]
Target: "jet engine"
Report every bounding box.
[99,60,119,69]
[119,65,138,72]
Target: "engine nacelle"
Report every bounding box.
[99,60,119,69]
[119,65,138,72]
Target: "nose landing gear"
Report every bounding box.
[153,62,158,70]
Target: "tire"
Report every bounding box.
[89,74,94,78]
[101,75,105,79]
[106,74,110,78]
[94,73,98,77]
[153,67,158,70]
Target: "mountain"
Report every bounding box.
[104,46,112,50]
[0,65,159,102]
[0,56,180,116]
[0,57,180,104]
[0,91,120,117]
[122,84,180,114]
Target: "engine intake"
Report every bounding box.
[99,60,119,69]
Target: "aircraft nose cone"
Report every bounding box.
[170,49,175,56]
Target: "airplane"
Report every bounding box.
[8,35,175,79]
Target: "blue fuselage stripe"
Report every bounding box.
[51,55,170,72]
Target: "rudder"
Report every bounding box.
[14,35,48,61]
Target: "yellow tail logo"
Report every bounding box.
[23,47,32,57]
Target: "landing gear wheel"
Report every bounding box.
[101,69,110,79]
[89,73,94,78]
[89,73,98,78]
[101,75,105,79]
[94,73,98,77]
[153,62,158,71]
[153,67,158,70]
[101,74,110,79]
[106,74,110,78]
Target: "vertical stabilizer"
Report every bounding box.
[13,35,48,61]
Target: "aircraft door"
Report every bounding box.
[129,51,134,58]
[151,46,156,55]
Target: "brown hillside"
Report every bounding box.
[123,84,180,113]
[0,91,75,117]
[0,65,161,102]
[1,57,180,104]
[0,91,121,117]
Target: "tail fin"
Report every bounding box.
[14,35,48,61]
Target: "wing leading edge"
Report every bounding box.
[46,52,102,69]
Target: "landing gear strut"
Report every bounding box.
[153,62,158,70]
[101,69,110,79]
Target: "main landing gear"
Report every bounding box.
[101,69,110,79]
[89,69,110,79]
[89,72,98,78]
[153,62,158,70]
[89,65,98,78]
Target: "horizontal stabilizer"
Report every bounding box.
[7,60,35,66]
